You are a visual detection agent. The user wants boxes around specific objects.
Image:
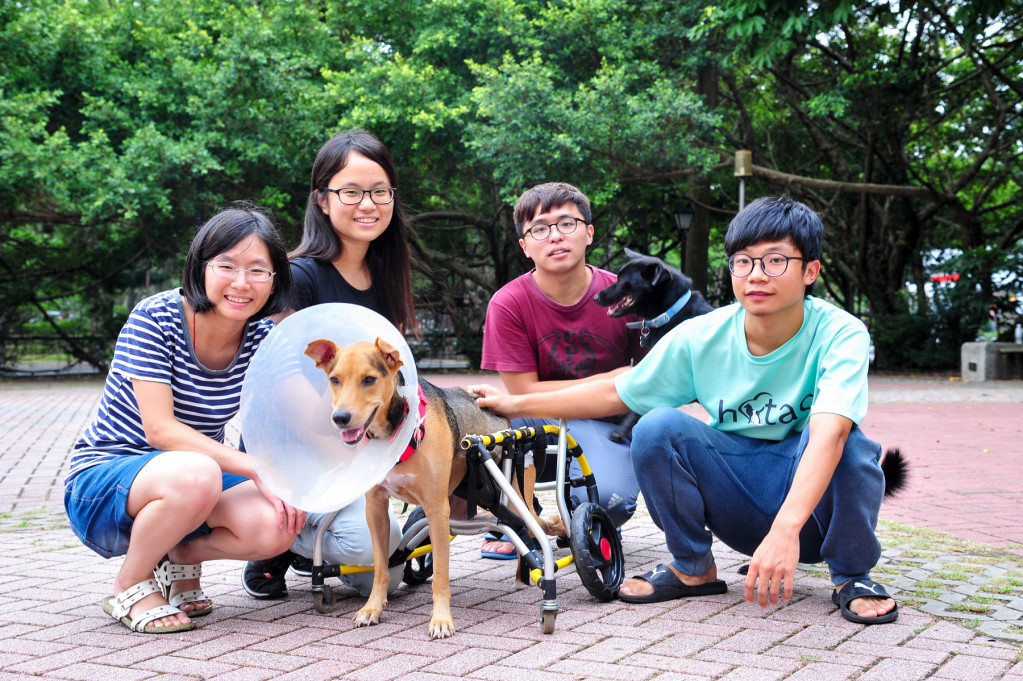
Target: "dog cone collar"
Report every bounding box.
[239,304,419,513]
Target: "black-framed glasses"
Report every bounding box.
[321,186,396,205]
[727,253,807,278]
[523,216,585,241]
[206,261,275,283]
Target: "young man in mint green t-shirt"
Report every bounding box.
[470,196,898,625]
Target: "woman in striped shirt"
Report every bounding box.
[65,204,301,634]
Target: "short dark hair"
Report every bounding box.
[724,196,823,294]
[182,203,292,320]
[290,128,416,332]
[512,182,592,238]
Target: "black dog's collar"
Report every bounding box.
[625,290,692,346]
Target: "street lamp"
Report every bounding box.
[734,149,753,212]
[674,204,695,268]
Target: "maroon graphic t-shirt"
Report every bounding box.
[481,266,645,380]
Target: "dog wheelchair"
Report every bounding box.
[305,419,626,634]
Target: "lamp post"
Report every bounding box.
[674,204,695,269]
[734,149,752,212]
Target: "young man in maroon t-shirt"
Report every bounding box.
[478,182,645,558]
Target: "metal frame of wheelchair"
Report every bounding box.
[305,418,626,634]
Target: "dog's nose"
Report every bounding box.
[332,411,352,428]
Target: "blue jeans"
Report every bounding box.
[631,408,884,586]
[514,417,638,528]
[64,451,247,559]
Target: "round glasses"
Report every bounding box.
[523,216,584,241]
[727,253,807,278]
[207,261,275,283]
[321,186,396,205]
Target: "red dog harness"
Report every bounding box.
[389,384,428,463]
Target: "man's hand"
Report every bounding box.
[743,527,799,608]
[253,476,306,535]
[466,383,519,418]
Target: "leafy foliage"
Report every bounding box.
[2,0,1020,372]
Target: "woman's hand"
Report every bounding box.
[253,476,307,535]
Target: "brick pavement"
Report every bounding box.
[1,374,1022,680]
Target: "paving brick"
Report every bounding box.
[695,648,805,673]
[783,661,861,680]
[420,647,512,675]
[548,658,659,680]
[340,652,439,681]
[620,652,731,677]
[46,664,159,681]
[931,653,1013,679]
[715,667,788,681]
[211,649,320,672]
[468,665,581,681]
[857,658,939,681]
[4,377,1023,681]
[205,668,278,681]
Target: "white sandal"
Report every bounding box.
[101,578,196,633]
[155,558,213,617]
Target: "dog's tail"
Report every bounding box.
[880,447,908,498]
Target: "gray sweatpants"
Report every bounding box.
[291,496,404,597]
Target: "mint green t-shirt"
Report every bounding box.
[614,296,870,441]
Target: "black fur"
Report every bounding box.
[880,447,908,498]
[594,248,715,349]
[594,249,715,442]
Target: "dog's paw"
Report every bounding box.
[428,617,455,639]
[353,607,383,627]
[543,512,568,538]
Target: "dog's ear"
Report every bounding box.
[374,338,404,373]
[305,339,339,370]
[624,247,646,261]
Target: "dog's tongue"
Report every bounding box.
[609,296,633,316]
[341,427,366,445]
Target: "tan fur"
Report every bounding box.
[305,337,558,639]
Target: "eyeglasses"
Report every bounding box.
[321,186,396,205]
[523,216,585,241]
[727,253,807,278]
[206,261,275,283]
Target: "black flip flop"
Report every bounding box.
[832,579,899,624]
[617,564,727,604]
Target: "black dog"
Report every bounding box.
[594,249,715,442]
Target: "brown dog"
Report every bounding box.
[305,337,527,639]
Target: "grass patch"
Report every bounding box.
[935,571,971,581]
[914,589,942,599]
[915,579,944,589]
[949,603,993,615]
[979,584,1013,595]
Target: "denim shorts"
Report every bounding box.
[64,451,248,559]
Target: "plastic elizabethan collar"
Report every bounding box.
[239,303,418,513]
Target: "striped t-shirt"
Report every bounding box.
[65,289,274,488]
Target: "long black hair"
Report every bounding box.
[290,129,416,332]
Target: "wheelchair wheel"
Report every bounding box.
[569,502,624,602]
[401,506,434,585]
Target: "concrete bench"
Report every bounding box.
[961,342,1023,381]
